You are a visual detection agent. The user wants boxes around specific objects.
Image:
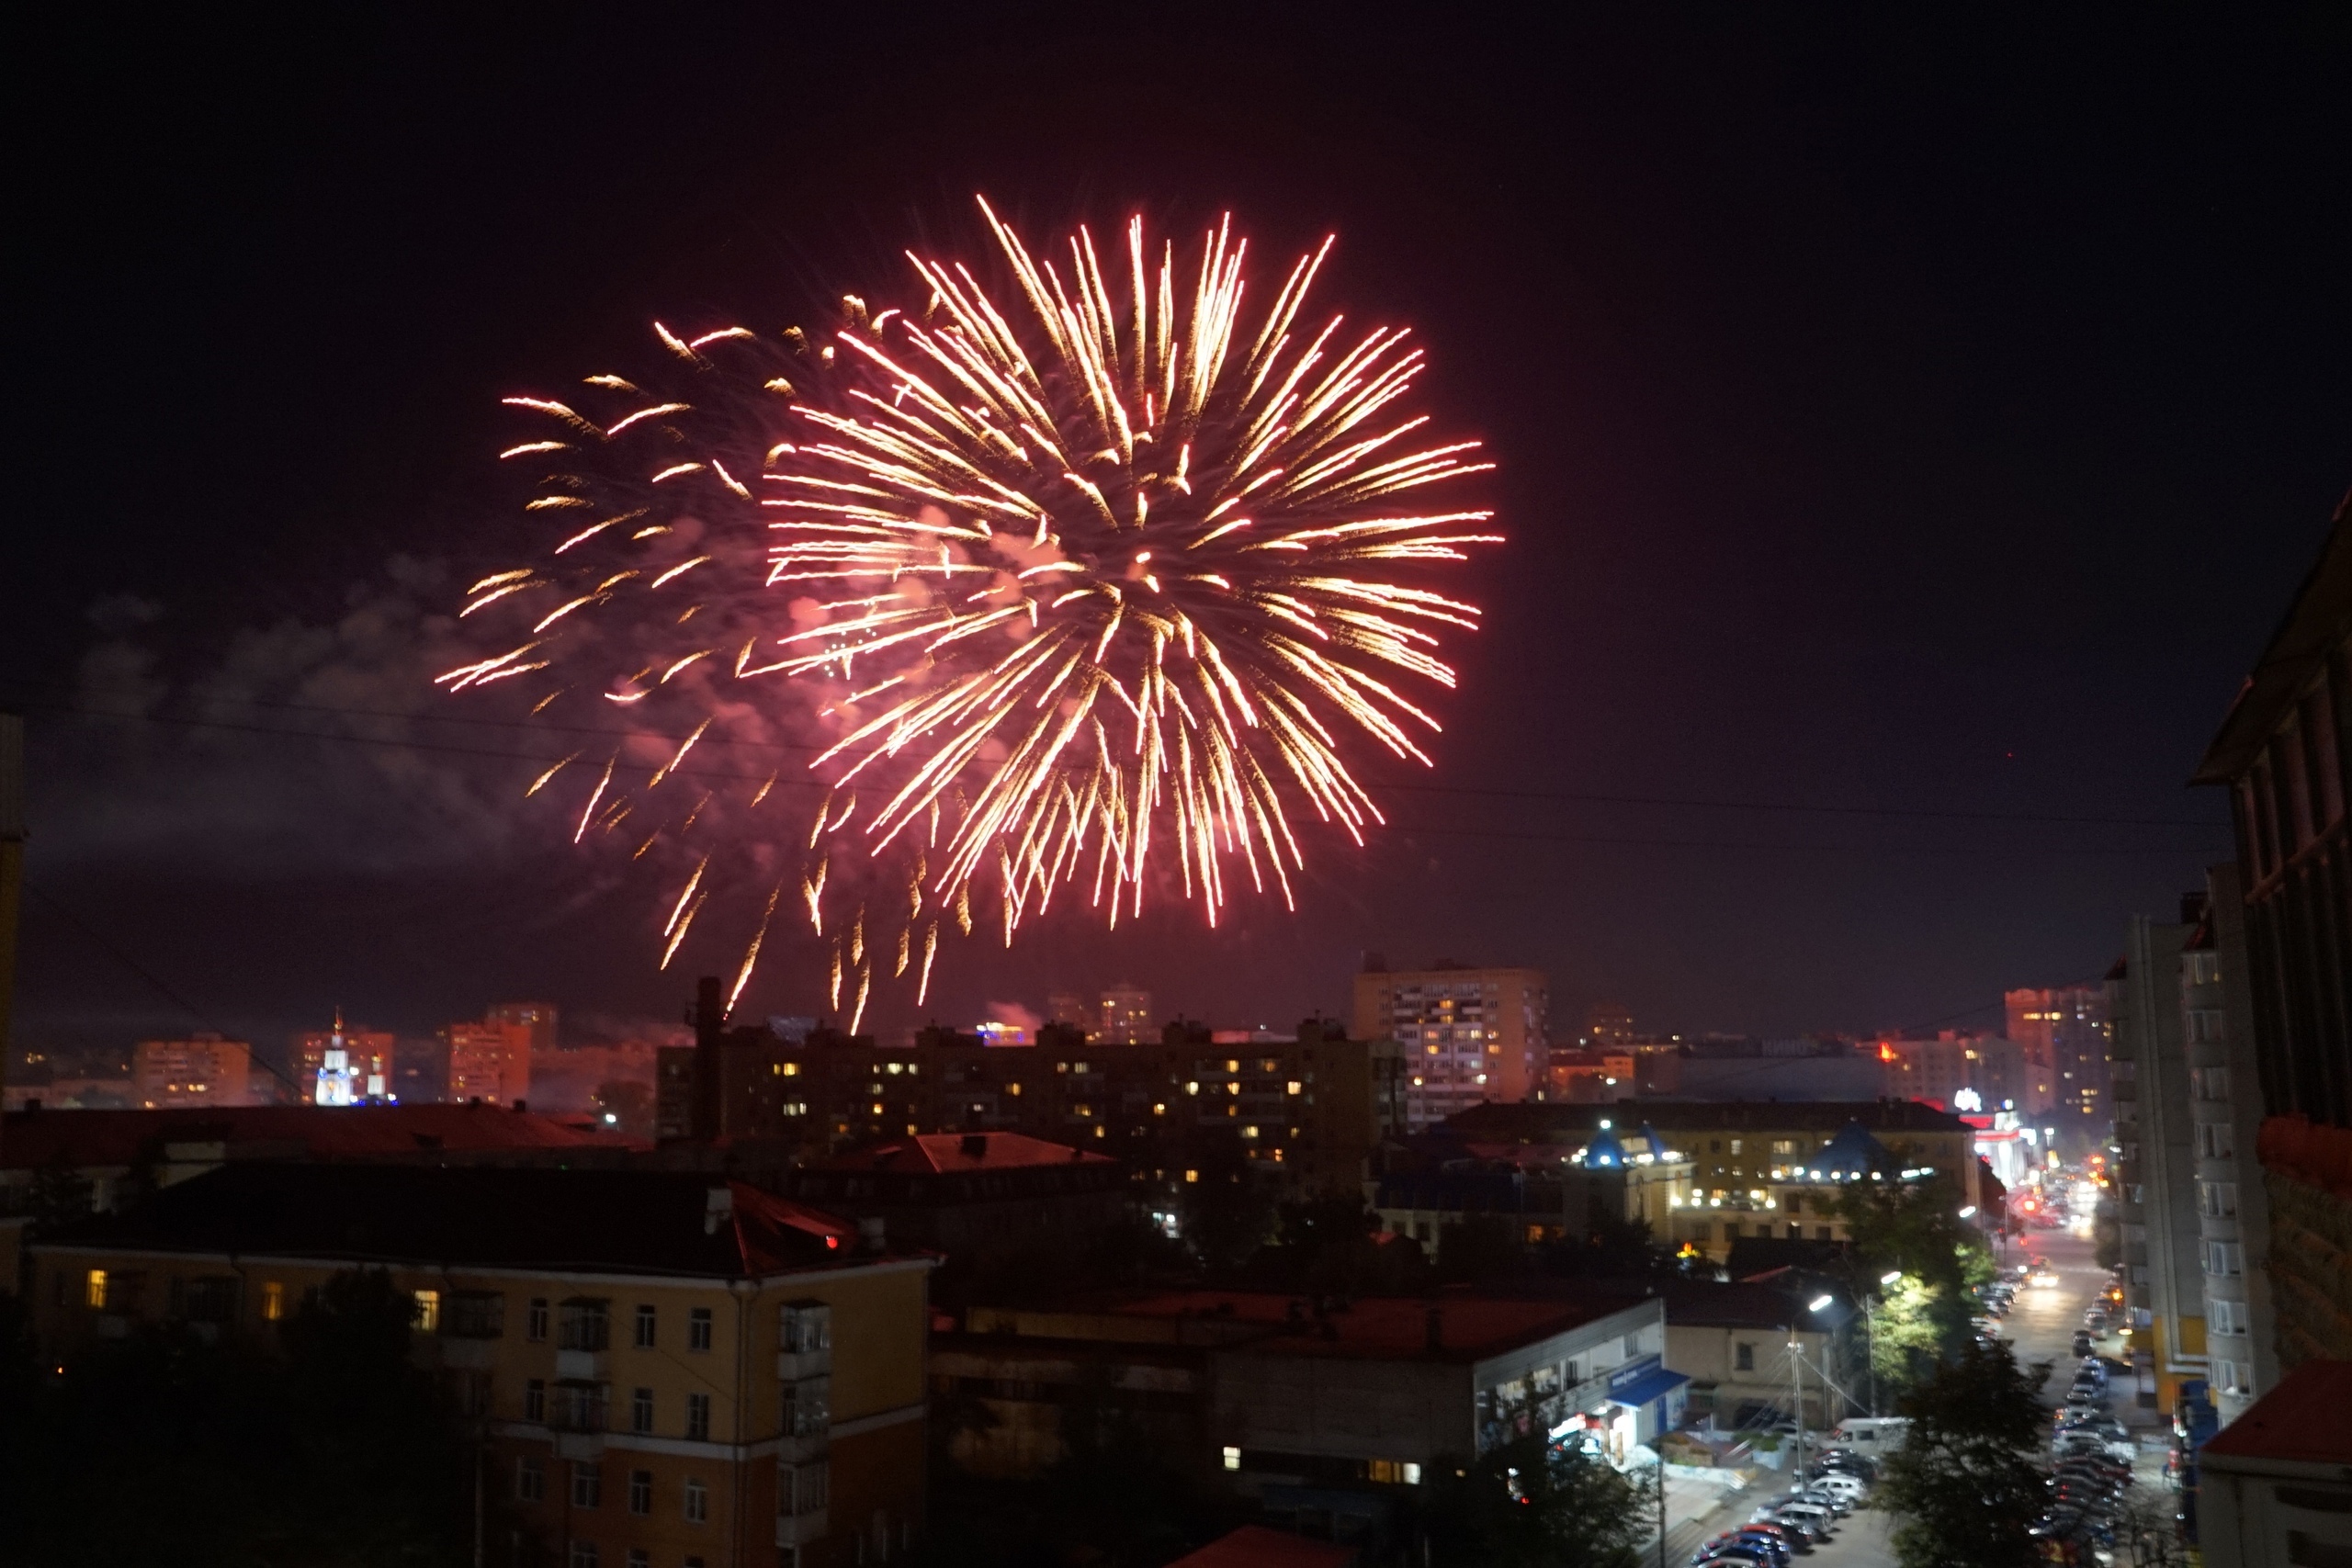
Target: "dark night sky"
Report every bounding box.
[7,6,2348,1064]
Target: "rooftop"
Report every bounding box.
[35,1162,870,1280]
[0,1103,629,1172]
[1444,1099,1971,1140]
[2200,1358,2352,1469]
[1102,1288,1649,1362]
[2192,489,2352,785]
[815,1130,1116,1175]
[1165,1527,1358,1568]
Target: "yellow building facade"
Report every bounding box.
[28,1165,932,1568]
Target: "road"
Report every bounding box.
[1656,1228,2121,1568]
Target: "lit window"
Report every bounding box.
[413,1290,441,1333]
[85,1269,107,1309]
[262,1280,284,1321]
[782,1062,800,1077]
[1184,1169,1200,1183]
[1222,1447,1242,1471]
[1286,1081,1303,1095]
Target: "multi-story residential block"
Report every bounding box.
[2006,985,2111,1130]
[656,980,1408,1201]
[447,1016,534,1107]
[1097,985,1153,1044]
[773,1132,1126,1255]
[2190,491,2352,1372]
[28,1163,931,1568]
[488,1001,561,1055]
[1351,961,1546,1130]
[2111,908,2209,1414]
[1875,1033,2031,1117]
[1371,1121,1692,1252]
[131,1032,253,1108]
[2184,870,2281,1427]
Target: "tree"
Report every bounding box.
[1866,1274,1947,1398]
[2,1267,490,1567]
[1878,1338,2052,1568]
[1419,1433,1647,1568]
[1828,1177,1995,1378]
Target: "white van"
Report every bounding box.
[1824,1416,1911,1453]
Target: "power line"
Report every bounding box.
[22,882,302,1092]
[9,688,2234,835]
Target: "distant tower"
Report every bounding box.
[313,1011,356,1107]
[1098,984,1152,1044]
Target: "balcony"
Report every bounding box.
[549,1382,607,1457]
[439,1337,500,1371]
[555,1348,610,1381]
[775,1508,830,1548]
[776,1345,833,1383]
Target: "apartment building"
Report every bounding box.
[28,1163,931,1568]
[657,981,1407,1201]
[292,1020,396,1105]
[1351,961,1546,1130]
[447,1016,535,1107]
[2112,909,2209,1413]
[1875,1034,2030,1117]
[2190,490,2352,1372]
[2005,985,2111,1129]
[132,1033,254,1109]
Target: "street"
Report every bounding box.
[1654,1226,2121,1568]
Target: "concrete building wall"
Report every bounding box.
[2117,916,2208,1410]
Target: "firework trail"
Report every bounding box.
[445,198,1497,1019]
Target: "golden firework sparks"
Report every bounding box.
[459,198,1497,1002]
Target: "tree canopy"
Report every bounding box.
[1878,1338,2052,1568]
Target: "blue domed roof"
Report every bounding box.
[1817,1121,1896,1179]
[1582,1125,1627,1168]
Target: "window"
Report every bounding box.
[262,1280,285,1322]
[634,1304,657,1349]
[684,1477,708,1525]
[516,1456,546,1503]
[631,1387,654,1434]
[413,1290,441,1333]
[686,1392,712,1440]
[527,1297,550,1341]
[780,1302,831,1354]
[526,1379,547,1423]
[688,1308,713,1352]
[1736,1343,1755,1372]
[628,1469,652,1517]
[568,1545,599,1568]
[447,1291,504,1338]
[85,1269,107,1309]
[628,1553,650,1568]
[1222,1446,1242,1472]
[560,1299,611,1352]
[2199,1181,2239,1218]
[2208,1242,2244,1277]
[782,1461,831,1517]
[571,1461,602,1509]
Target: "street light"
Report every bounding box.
[1958,1206,1978,1220]
[1791,1293,1835,1478]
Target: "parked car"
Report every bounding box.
[2072,1331,2096,1357]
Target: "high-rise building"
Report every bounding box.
[445,1018,532,1106]
[1584,1002,1634,1047]
[1096,985,1152,1044]
[2112,909,2208,1415]
[1351,960,1546,1130]
[2189,490,2349,1380]
[1876,1033,2030,1115]
[131,1034,253,1109]
[485,1001,559,1055]
[2006,985,2110,1133]
[2184,870,2278,1427]
[292,1020,395,1105]
[1046,991,1093,1037]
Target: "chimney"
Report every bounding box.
[691,976,725,1142]
[1425,1305,1442,1353]
[959,1133,989,1161]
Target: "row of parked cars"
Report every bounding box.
[1690,1450,1876,1563]
[2037,1341,2137,1552]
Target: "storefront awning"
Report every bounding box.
[1606,1368,1691,1408]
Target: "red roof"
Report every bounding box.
[817,1131,1114,1175]
[2200,1359,2352,1468]
[1,1103,631,1170]
[1103,1288,1645,1361]
[1165,1527,1356,1568]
